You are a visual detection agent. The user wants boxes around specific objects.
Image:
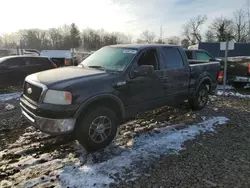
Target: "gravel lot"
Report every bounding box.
[0,88,250,188]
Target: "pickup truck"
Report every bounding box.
[20,44,220,152]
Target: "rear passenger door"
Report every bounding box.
[24,57,54,76]
[0,58,26,87]
[161,47,190,103]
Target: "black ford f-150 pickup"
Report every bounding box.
[20,44,220,151]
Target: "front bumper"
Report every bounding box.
[21,103,76,135]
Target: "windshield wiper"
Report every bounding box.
[87,65,106,71]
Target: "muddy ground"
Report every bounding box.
[0,87,249,188]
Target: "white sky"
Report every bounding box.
[0,0,248,38]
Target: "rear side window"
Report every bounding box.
[162,47,184,69]
[5,58,25,68]
[196,52,212,61]
[25,58,53,67]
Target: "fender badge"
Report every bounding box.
[116,81,126,86]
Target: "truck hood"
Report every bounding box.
[27,66,110,87]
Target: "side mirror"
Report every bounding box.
[209,58,216,61]
[132,65,154,78]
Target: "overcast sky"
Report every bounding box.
[0,0,248,38]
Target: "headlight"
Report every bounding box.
[43,90,72,105]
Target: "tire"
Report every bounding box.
[189,84,209,111]
[233,82,246,89]
[75,106,118,152]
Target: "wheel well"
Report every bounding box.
[77,98,123,121]
[200,79,211,92]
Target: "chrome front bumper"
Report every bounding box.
[21,104,76,135]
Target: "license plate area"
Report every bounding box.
[234,76,250,82]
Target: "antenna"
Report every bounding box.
[248,0,250,41]
[160,25,163,41]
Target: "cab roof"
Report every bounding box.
[108,44,179,50]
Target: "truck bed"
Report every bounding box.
[189,61,221,93]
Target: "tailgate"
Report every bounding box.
[224,60,250,76]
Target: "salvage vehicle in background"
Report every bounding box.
[221,57,250,89]
[40,50,79,67]
[20,44,220,152]
[0,56,57,88]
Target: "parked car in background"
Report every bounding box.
[0,56,57,88]
[20,44,220,152]
[222,57,250,88]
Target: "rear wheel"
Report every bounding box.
[75,106,118,152]
[189,84,209,110]
[233,82,246,89]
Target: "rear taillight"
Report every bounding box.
[248,64,250,74]
[218,71,224,83]
[64,59,70,66]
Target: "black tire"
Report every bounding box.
[75,106,118,152]
[233,82,246,89]
[189,84,209,111]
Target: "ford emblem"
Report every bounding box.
[27,88,32,94]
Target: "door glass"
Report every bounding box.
[196,52,211,61]
[5,58,25,68]
[137,49,158,70]
[162,48,184,69]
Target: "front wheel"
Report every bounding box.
[189,84,209,110]
[75,106,118,152]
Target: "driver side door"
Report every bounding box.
[125,48,165,114]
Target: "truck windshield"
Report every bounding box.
[80,47,137,72]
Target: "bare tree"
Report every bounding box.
[166,36,180,44]
[181,39,190,48]
[233,9,248,42]
[210,17,234,41]
[204,30,216,42]
[140,30,156,43]
[182,15,207,45]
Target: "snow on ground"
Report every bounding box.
[217,90,250,99]
[16,116,227,188]
[0,92,21,102]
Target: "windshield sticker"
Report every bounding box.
[123,50,137,54]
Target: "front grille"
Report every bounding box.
[23,82,43,103]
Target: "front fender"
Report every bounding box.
[74,93,125,119]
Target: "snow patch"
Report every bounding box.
[57,116,228,188]
[0,92,21,101]
[217,90,250,98]
[217,85,233,90]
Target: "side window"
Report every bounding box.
[196,52,212,61]
[5,58,25,68]
[25,58,33,66]
[41,58,53,67]
[137,49,158,70]
[162,47,184,69]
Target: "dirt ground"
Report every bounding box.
[0,88,250,188]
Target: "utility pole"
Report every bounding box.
[223,40,229,95]
[160,25,163,42]
[247,0,250,41]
